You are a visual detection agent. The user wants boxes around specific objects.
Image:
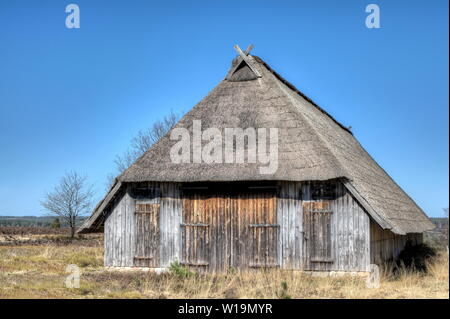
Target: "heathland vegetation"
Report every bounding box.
[0,227,448,299]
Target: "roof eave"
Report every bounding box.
[342,180,406,234]
[76,181,123,234]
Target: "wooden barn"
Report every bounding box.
[79,46,434,273]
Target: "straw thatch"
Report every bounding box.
[79,52,434,235]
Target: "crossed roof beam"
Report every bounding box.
[229,44,262,78]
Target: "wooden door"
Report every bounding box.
[181,183,278,271]
[133,186,161,267]
[181,191,214,269]
[303,201,333,270]
[244,190,279,269]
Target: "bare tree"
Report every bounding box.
[133,111,179,152]
[41,171,94,238]
[107,111,180,187]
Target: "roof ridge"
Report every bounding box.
[263,64,350,180]
[252,56,353,135]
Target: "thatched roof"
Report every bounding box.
[79,49,434,235]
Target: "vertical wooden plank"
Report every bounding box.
[277,181,303,270]
[159,183,182,267]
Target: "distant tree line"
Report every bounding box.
[0,216,86,227]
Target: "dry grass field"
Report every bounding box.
[0,230,448,299]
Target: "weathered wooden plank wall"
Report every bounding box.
[104,185,135,267]
[333,183,371,271]
[370,222,423,265]
[277,181,370,272]
[277,181,302,269]
[103,180,416,272]
[104,182,182,267]
[159,183,182,267]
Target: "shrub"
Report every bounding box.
[277,281,291,299]
[424,232,448,251]
[397,241,437,272]
[169,261,195,278]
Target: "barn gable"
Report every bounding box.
[79,47,434,236]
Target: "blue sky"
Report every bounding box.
[0,0,448,217]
